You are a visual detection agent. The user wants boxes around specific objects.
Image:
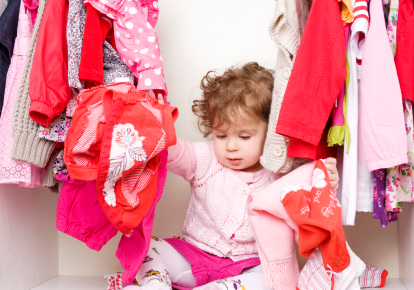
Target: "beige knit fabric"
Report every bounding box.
[260,0,310,173]
[11,0,55,168]
[42,151,58,187]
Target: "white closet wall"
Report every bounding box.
[0,0,412,289]
[0,186,58,289]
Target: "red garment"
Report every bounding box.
[64,83,134,180]
[282,160,350,273]
[79,4,112,84]
[96,89,177,236]
[28,0,71,127]
[394,0,414,102]
[288,117,337,160]
[65,83,178,236]
[276,0,346,157]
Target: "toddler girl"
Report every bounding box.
[126,63,339,290]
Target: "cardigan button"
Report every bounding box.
[242,188,249,194]
[274,146,283,157]
[284,67,291,78]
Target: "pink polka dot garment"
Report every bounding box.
[86,0,167,94]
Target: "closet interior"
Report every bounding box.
[1,0,414,289]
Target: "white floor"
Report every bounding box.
[31,276,407,290]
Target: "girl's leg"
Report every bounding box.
[134,237,197,290]
[193,265,272,290]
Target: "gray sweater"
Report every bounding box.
[11,0,55,168]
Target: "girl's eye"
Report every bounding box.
[216,135,226,139]
[240,136,250,140]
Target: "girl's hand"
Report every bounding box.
[325,157,339,189]
[157,93,165,105]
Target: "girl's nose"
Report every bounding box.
[226,138,239,151]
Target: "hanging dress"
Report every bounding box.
[384,0,414,209]
[0,1,44,187]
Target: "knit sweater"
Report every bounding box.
[168,140,280,262]
[11,0,55,168]
[260,0,310,173]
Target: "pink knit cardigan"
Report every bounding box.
[247,161,317,290]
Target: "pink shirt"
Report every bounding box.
[167,139,279,261]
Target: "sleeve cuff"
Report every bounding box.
[29,101,57,127]
[136,69,167,94]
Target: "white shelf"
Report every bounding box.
[31,276,407,290]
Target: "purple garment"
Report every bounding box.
[56,178,118,251]
[116,149,168,285]
[165,238,261,290]
[373,169,398,227]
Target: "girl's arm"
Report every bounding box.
[167,139,197,182]
[155,93,197,182]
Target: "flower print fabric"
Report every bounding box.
[86,0,167,94]
[102,40,135,85]
[0,0,44,187]
[384,0,414,209]
[387,0,398,54]
[66,94,78,117]
[53,150,68,176]
[38,111,72,142]
[103,123,148,208]
[385,100,414,207]
[373,169,399,227]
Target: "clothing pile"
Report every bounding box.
[262,0,414,228]
[0,0,178,284]
[248,159,389,290]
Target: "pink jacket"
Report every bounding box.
[247,161,316,290]
[360,0,407,171]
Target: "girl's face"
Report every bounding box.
[212,118,267,173]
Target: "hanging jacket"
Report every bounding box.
[260,0,310,173]
[360,0,407,171]
[11,0,56,168]
[394,0,414,102]
[276,0,346,159]
[28,0,71,127]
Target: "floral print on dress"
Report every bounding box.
[387,0,398,54]
[53,150,68,176]
[374,169,399,227]
[385,100,414,209]
[38,111,72,142]
[103,123,147,207]
[66,93,78,117]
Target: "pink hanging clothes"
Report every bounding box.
[85,0,167,95]
[0,0,45,187]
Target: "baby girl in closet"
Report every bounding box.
[125,62,339,290]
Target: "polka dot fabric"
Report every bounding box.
[86,0,167,94]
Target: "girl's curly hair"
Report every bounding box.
[192,62,274,137]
